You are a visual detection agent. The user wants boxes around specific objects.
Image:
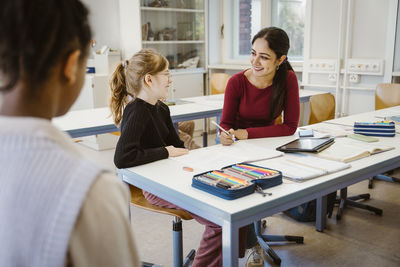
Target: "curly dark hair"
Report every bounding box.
[0,0,92,92]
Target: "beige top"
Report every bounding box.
[66,172,140,267]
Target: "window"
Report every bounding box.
[225,0,306,63]
[271,0,306,61]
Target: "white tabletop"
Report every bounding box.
[53,90,328,138]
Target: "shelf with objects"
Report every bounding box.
[140,0,206,80]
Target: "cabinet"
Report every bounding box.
[140,0,206,71]
[120,0,207,100]
[71,74,110,111]
[140,0,207,99]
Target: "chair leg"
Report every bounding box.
[254,220,304,265]
[368,177,374,189]
[336,187,382,220]
[182,249,196,267]
[375,174,400,183]
[173,217,196,267]
[346,199,383,216]
[173,217,183,267]
[142,262,162,267]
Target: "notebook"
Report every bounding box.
[276,137,335,153]
[256,154,351,181]
[317,137,395,163]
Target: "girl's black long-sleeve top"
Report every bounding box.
[114,98,184,168]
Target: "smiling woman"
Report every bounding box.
[219,27,300,145]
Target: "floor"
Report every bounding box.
[76,133,400,267]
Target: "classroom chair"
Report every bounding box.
[210,72,230,95]
[129,184,195,267]
[211,73,230,144]
[368,83,400,188]
[308,93,335,124]
[308,94,382,219]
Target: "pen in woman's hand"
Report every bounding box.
[212,121,236,141]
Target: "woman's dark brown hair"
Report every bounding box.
[0,0,92,93]
[252,27,293,122]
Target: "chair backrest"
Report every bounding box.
[308,93,335,125]
[375,83,400,110]
[211,73,230,95]
[129,184,193,220]
[275,114,283,125]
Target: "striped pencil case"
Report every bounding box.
[191,163,282,200]
[353,122,395,137]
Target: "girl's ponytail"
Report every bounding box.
[110,62,131,126]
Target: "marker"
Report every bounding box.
[211,121,236,141]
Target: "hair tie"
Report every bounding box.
[122,60,129,69]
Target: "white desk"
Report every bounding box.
[119,106,400,267]
[53,90,326,143]
[52,102,221,139]
[322,106,400,131]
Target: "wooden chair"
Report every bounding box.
[129,185,195,267]
[211,73,230,144]
[308,93,335,124]
[375,83,400,110]
[210,73,230,95]
[369,83,400,188]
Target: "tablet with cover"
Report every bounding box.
[276,137,335,153]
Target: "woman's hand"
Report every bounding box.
[233,129,248,140]
[165,146,189,157]
[220,128,235,146]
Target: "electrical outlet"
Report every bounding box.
[347,59,384,75]
[307,59,336,73]
[328,73,337,82]
[349,74,360,84]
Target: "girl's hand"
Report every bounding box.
[220,128,235,146]
[233,129,248,140]
[165,146,189,157]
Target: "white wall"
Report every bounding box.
[208,0,221,65]
[303,0,398,116]
[82,0,121,54]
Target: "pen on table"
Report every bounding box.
[211,121,236,141]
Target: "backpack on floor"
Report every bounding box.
[283,192,336,222]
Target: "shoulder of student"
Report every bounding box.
[89,172,130,206]
[229,70,246,83]
[68,172,140,266]
[157,100,170,112]
[123,100,152,123]
[287,70,297,82]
